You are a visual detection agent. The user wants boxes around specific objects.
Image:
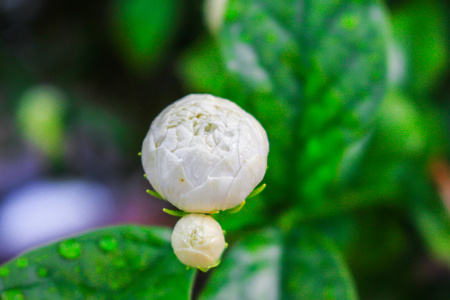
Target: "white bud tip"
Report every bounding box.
[171,214,226,270]
[204,0,229,34]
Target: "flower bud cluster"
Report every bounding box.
[141,94,269,270]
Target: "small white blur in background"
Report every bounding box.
[0,180,115,257]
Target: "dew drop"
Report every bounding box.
[99,236,118,253]
[37,267,48,277]
[0,266,10,277]
[58,240,82,260]
[1,288,24,300]
[16,258,29,269]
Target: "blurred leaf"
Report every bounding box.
[198,228,281,300]
[376,90,446,159]
[217,0,389,214]
[16,85,67,162]
[214,193,269,232]
[408,168,450,266]
[0,226,196,299]
[314,209,410,275]
[199,227,357,300]
[110,0,180,73]
[283,227,358,300]
[178,38,229,95]
[327,90,447,214]
[391,0,449,95]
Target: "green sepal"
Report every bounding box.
[197,260,221,273]
[247,183,266,199]
[162,208,188,217]
[226,201,246,214]
[146,189,164,200]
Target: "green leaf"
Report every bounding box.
[391,0,449,95]
[329,90,447,214]
[16,85,67,162]
[109,0,180,73]
[178,38,230,95]
[375,90,446,159]
[408,168,450,265]
[0,226,196,299]
[282,227,358,300]
[218,0,389,212]
[213,193,269,232]
[199,227,357,300]
[314,208,410,275]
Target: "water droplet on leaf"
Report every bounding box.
[0,266,10,277]
[16,258,29,269]
[37,267,48,277]
[99,236,118,253]
[58,240,82,259]
[1,288,24,300]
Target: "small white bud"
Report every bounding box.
[204,0,229,34]
[141,94,269,213]
[171,214,226,270]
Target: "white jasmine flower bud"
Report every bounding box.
[141,94,269,213]
[204,0,229,34]
[171,214,226,270]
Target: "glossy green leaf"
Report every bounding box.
[0,226,196,300]
[218,0,389,212]
[391,0,449,95]
[110,0,180,73]
[199,227,357,300]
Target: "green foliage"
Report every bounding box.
[391,0,449,95]
[314,209,410,275]
[16,85,67,162]
[179,38,229,95]
[200,227,357,300]
[0,226,196,300]
[215,0,389,217]
[109,0,181,73]
[408,168,450,265]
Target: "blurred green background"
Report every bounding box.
[0,0,450,298]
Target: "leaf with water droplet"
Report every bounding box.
[99,236,119,253]
[1,288,24,300]
[0,226,196,299]
[16,258,29,269]
[0,267,9,278]
[58,240,82,260]
[37,267,48,278]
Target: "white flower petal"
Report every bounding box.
[225,154,268,208]
[181,177,234,212]
[142,94,269,213]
